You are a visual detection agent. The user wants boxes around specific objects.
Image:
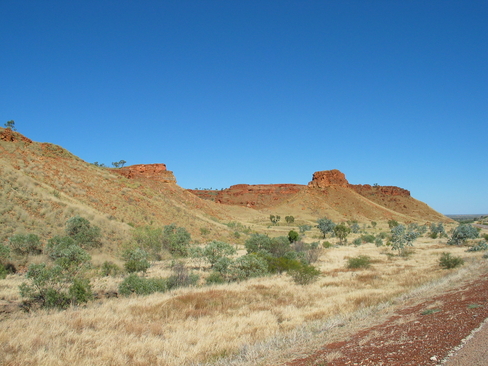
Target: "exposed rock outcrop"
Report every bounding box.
[0,128,33,143]
[308,169,349,188]
[188,184,303,208]
[113,164,176,183]
[187,169,449,223]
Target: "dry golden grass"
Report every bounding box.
[1,236,485,366]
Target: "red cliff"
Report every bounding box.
[113,164,176,183]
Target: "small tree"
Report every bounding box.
[390,224,418,256]
[202,241,236,268]
[8,234,42,257]
[289,263,321,285]
[429,222,446,238]
[227,255,268,282]
[122,248,151,274]
[285,216,295,224]
[316,217,336,238]
[65,216,101,249]
[298,224,312,234]
[348,221,360,233]
[4,120,16,131]
[447,224,479,246]
[20,238,92,309]
[161,223,192,257]
[288,230,299,243]
[334,224,351,245]
[388,219,399,229]
[270,215,281,225]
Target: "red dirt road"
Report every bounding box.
[286,271,488,366]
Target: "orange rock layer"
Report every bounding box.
[112,164,176,183]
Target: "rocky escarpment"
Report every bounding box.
[112,164,177,183]
[188,169,449,223]
[308,169,410,197]
[189,169,413,209]
[188,184,303,208]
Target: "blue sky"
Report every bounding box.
[1,1,487,214]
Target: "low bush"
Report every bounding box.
[289,263,321,285]
[448,224,479,246]
[122,248,150,274]
[466,241,488,252]
[100,261,121,276]
[439,252,464,269]
[167,262,199,289]
[352,238,362,246]
[19,264,93,309]
[0,264,7,279]
[322,241,333,248]
[205,271,225,285]
[265,256,302,274]
[361,234,375,243]
[374,237,383,247]
[8,233,42,256]
[347,255,371,269]
[65,216,101,249]
[118,274,167,296]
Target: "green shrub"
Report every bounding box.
[322,241,333,248]
[374,237,383,247]
[298,225,312,234]
[202,241,236,268]
[65,216,101,249]
[0,264,7,280]
[352,237,362,246]
[388,220,399,228]
[118,274,167,296]
[466,241,488,252]
[288,230,299,243]
[206,271,225,285]
[448,224,479,246]
[347,255,371,269]
[361,234,375,243]
[0,243,10,263]
[45,236,91,272]
[100,261,121,276]
[227,255,268,281]
[161,224,192,257]
[19,263,92,309]
[265,256,302,274]
[8,233,42,256]
[439,252,464,269]
[132,226,163,257]
[122,248,150,274]
[334,224,351,245]
[289,263,321,285]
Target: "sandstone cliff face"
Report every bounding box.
[189,184,303,208]
[113,164,176,183]
[308,169,349,188]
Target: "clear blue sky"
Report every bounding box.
[1,1,487,214]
